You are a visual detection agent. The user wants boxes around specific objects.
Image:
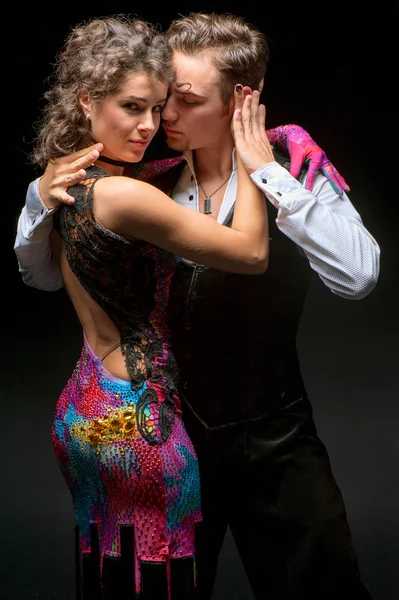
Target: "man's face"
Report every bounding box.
[161,51,233,152]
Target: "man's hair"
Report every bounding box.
[165,12,269,104]
[31,15,174,169]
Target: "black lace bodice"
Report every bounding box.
[55,165,179,392]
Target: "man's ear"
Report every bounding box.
[227,93,235,117]
[79,93,92,118]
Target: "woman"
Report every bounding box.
[30,15,272,600]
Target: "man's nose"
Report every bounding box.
[162,95,179,121]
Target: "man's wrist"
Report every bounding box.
[38,176,61,210]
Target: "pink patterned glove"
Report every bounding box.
[266,124,350,196]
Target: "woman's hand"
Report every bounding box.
[232,85,275,174]
[266,124,350,195]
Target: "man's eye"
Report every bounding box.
[153,105,165,113]
[184,100,198,105]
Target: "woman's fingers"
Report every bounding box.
[249,90,260,136]
[234,84,244,111]
[258,104,266,134]
[240,93,252,136]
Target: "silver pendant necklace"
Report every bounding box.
[197,173,231,214]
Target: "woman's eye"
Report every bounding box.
[153,105,164,113]
[123,103,140,111]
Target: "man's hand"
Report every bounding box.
[266,124,350,196]
[232,85,275,174]
[38,143,103,209]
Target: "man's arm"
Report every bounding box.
[14,130,355,292]
[14,144,102,291]
[250,162,380,299]
[228,107,375,299]
[14,178,64,290]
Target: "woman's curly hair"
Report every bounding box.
[31,15,174,169]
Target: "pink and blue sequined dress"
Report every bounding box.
[52,164,201,599]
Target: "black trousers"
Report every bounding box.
[183,396,374,600]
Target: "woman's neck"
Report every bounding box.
[96,154,137,176]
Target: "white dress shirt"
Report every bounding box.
[14,151,380,299]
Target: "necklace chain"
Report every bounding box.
[196,173,231,214]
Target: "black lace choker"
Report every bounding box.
[98,155,138,168]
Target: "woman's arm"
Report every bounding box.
[95,89,272,274]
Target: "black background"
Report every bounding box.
[4,2,398,599]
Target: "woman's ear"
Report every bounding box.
[258,78,264,94]
[79,93,92,119]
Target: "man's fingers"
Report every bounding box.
[71,147,102,171]
[58,143,103,169]
[67,143,103,163]
[49,169,86,207]
[62,193,76,205]
[64,169,86,186]
[72,150,99,171]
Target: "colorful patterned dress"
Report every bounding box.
[52,163,201,599]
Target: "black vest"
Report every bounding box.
[148,149,313,427]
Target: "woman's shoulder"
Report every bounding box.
[91,169,163,233]
[93,169,159,205]
[68,164,110,199]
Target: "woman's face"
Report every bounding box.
[83,72,168,163]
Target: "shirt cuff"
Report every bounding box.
[250,162,305,209]
[26,178,58,227]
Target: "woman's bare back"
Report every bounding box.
[53,230,131,380]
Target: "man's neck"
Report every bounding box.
[191,135,235,180]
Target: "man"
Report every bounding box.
[15,12,379,600]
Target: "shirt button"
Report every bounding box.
[262,178,267,184]
[41,209,44,215]
[189,195,194,201]
[190,175,194,181]
[32,218,36,224]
